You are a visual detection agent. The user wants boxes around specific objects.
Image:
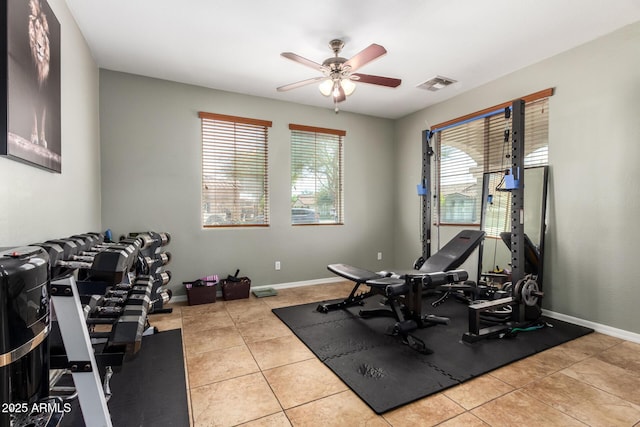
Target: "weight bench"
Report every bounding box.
[321,229,485,353]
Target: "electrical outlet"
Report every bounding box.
[275,261,281,270]
[377,252,382,260]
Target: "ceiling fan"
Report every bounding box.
[277,39,402,112]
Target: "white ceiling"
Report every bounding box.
[65,0,640,119]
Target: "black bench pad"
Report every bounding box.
[327,264,383,283]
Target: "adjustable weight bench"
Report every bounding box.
[321,229,485,353]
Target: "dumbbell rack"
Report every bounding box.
[34,231,173,426]
[127,231,173,315]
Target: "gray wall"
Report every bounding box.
[0,0,100,246]
[99,70,396,293]
[394,22,640,334]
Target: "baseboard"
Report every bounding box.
[251,276,344,291]
[172,294,188,303]
[542,309,640,344]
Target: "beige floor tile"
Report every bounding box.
[262,296,308,309]
[228,302,277,325]
[182,301,226,317]
[263,358,347,409]
[436,412,490,427]
[487,341,586,389]
[237,317,294,343]
[562,356,640,406]
[285,390,389,427]
[247,334,315,370]
[533,341,594,367]
[183,324,245,355]
[523,371,640,426]
[187,344,260,388]
[382,393,464,427]
[266,283,357,307]
[471,390,585,426]
[444,375,514,410]
[223,295,265,311]
[191,372,281,426]
[556,332,622,357]
[596,341,640,375]
[489,354,559,388]
[238,412,292,427]
[182,308,235,330]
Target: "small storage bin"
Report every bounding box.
[221,277,251,300]
[184,275,218,305]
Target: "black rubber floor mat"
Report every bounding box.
[273,295,593,414]
[60,329,190,426]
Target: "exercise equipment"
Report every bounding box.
[323,229,485,353]
[126,232,173,314]
[2,229,175,426]
[462,100,546,342]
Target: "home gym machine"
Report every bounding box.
[462,99,545,343]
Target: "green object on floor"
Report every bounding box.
[252,287,278,298]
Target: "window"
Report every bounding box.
[290,124,344,225]
[434,93,550,229]
[200,112,272,227]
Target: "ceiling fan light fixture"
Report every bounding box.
[341,79,356,96]
[319,79,334,96]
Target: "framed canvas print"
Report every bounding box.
[1,0,61,172]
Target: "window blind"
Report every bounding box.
[290,124,345,225]
[435,97,549,226]
[200,112,272,227]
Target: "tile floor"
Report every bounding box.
[147,281,640,427]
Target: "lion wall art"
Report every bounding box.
[2,0,61,172]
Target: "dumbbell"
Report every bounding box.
[85,278,153,320]
[34,238,141,285]
[139,251,172,274]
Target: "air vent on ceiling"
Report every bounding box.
[417,76,457,91]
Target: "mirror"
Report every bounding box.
[478,166,549,287]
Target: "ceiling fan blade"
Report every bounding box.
[277,76,326,92]
[281,52,325,71]
[344,44,387,72]
[352,73,402,88]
